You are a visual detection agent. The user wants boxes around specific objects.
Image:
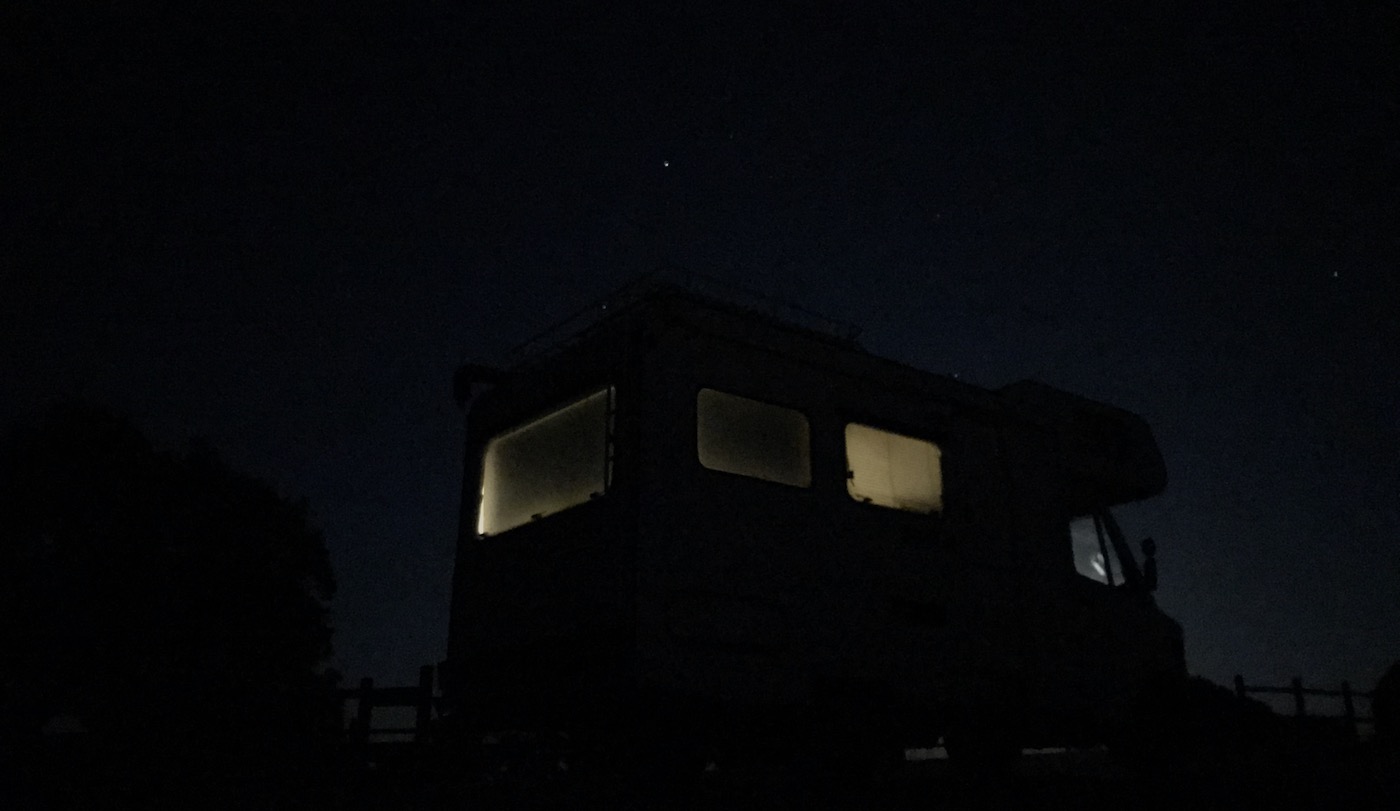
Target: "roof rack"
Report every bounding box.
[505,269,863,366]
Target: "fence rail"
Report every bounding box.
[332,667,1380,748]
[1233,674,1375,740]
[335,664,436,746]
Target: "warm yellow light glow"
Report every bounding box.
[696,388,810,487]
[478,387,613,535]
[844,423,943,513]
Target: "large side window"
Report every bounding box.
[1070,513,1123,585]
[696,388,811,487]
[477,387,614,536]
[844,423,943,513]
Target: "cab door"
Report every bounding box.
[1055,509,1166,738]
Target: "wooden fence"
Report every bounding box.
[332,667,1378,747]
[335,664,437,746]
[1233,674,1375,740]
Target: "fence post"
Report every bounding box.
[1291,677,1306,720]
[1234,674,1246,700]
[1341,681,1357,741]
[415,664,435,743]
[353,676,375,748]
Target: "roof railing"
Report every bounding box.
[505,268,862,367]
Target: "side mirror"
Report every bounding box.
[1141,536,1158,592]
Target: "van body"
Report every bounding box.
[444,285,1185,754]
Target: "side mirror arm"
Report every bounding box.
[1141,536,1158,592]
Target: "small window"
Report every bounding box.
[1070,514,1122,585]
[477,387,614,536]
[696,388,810,487]
[845,423,943,513]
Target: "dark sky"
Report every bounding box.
[5,1,1397,703]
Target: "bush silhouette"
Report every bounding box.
[0,403,339,802]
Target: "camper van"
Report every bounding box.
[444,281,1185,769]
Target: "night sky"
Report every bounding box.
[5,1,1397,706]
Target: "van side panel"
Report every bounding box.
[632,316,1028,734]
[446,323,642,730]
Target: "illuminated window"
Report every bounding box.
[696,389,810,487]
[845,423,943,513]
[1070,514,1122,585]
[477,387,614,535]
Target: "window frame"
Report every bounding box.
[1069,511,1126,587]
[841,420,946,515]
[694,386,813,489]
[475,384,617,537]
[1069,508,1146,589]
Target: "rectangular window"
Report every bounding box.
[477,387,614,536]
[845,423,943,513]
[696,388,811,487]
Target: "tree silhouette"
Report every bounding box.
[1377,660,1400,748]
[0,403,338,802]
